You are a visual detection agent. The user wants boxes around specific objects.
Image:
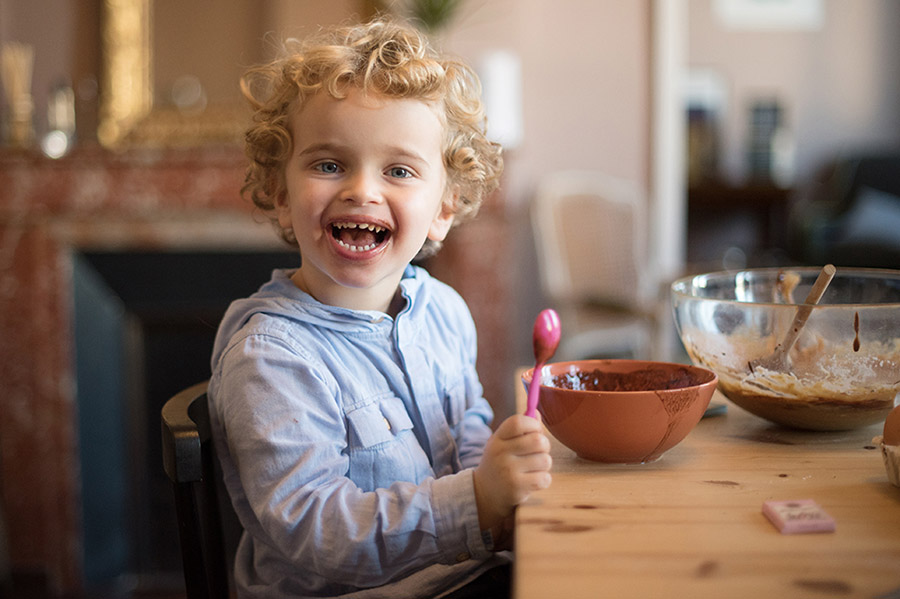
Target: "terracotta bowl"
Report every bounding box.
[522,359,717,464]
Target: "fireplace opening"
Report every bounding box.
[73,249,298,593]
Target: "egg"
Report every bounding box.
[884,404,900,446]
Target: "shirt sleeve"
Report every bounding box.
[211,332,493,588]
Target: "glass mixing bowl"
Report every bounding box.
[671,267,900,431]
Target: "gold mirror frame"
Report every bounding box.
[97,1,443,149]
[98,0,246,149]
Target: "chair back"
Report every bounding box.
[530,171,658,360]
[531,170,651,311]
[162,381,241,599]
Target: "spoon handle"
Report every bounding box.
[525,362,544,418]
[775,264,836,358]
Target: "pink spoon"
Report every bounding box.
[525,308,561,418]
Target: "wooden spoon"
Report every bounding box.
[750,264,836,372]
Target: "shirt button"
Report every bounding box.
[384,417,391,431]
[455,552,470,562]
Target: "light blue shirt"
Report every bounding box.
[208,267,509,598]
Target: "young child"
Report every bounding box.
[208,18,552,598]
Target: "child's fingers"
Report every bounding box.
[517,453,553,472]
[495,414,544,439]
[506,452,553,480]
[509,470,553,504]
[498,428,551,457]
[526,470,552,491]
[489,447,551,476]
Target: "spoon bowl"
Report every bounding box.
[526,309,561,418]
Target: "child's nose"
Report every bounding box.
[340,170,383,205]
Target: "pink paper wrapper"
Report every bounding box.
[762,499,836,534]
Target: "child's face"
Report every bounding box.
[277,88,455,312]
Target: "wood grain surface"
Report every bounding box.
[513,391,900,599]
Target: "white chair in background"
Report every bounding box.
[530,170,660,361]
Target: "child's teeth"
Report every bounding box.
[336,239,376,252]
[335,222,384,233]
[332,222,384,252]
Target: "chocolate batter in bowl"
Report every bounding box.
[523,360,717,463]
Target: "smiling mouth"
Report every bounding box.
[330,222,390,252]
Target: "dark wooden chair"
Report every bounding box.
[161,381,241,599]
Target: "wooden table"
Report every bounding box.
[513,392,900,599]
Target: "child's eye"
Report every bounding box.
[315,162,340,174]
[388,166,412,178]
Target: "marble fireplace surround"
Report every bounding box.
[0,147,512,592]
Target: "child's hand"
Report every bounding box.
[472,414,552,532]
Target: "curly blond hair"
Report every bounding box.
[240,18,503,259]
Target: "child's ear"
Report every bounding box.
[427,190,457,242]
[274,191,292,230]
